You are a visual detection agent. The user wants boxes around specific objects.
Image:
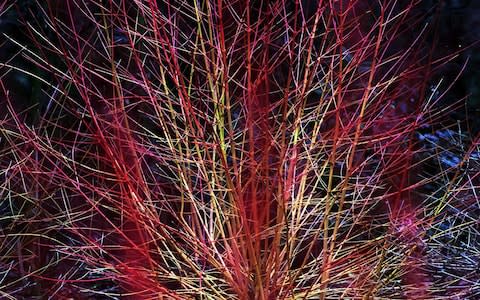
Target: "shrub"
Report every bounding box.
[1,0,478,299]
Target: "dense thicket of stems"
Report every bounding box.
[1,0,479,299]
